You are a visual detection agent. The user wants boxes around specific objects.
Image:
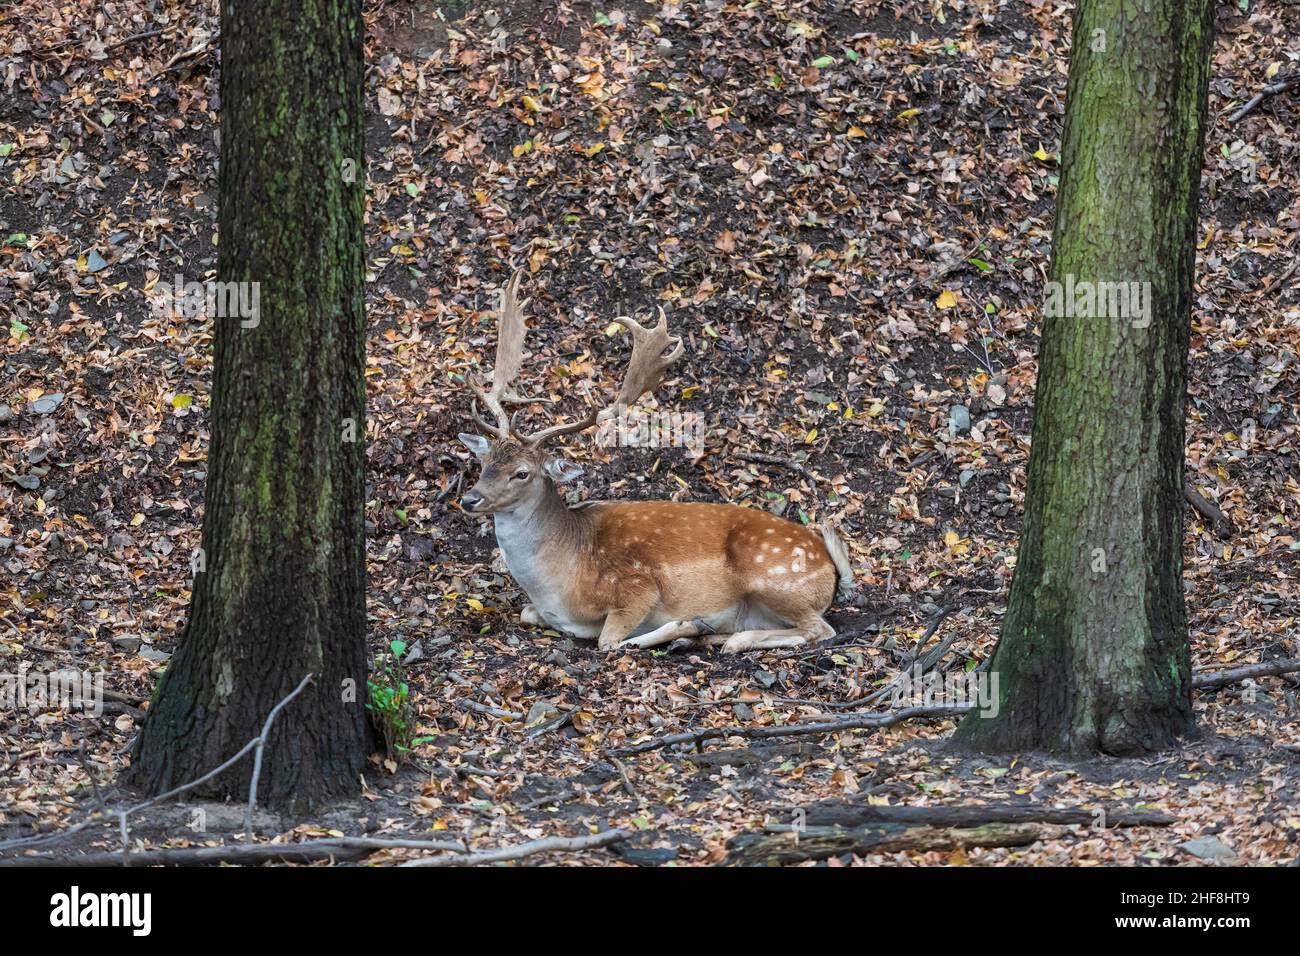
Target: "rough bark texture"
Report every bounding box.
[127,0,370,808]
[953,0,1213,754]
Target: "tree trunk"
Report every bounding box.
[127,0,370,808]
[953,0,1213,754]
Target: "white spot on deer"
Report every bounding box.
[756,554,765,563]
[770,565,788,575]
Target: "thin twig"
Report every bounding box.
[609,757,644,805]
[735,452,833,492]
[1269,253,1300,296]
[33,26,175,60]
[898,228,989,296]
[76,740,104,812]
[245,673,315,839]
[399,828,628,867]
[607,704,970,758]
[0,673,315,858]
[513,785,584,811]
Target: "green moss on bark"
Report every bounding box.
[953,0,1213,756]
[126,0,371,808]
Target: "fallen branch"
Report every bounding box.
[4,832,588,868]
[1228,75,1300,124]
[459,699,524,721]
[607,704,969,758]
[399,829,628,867]
[1184,485,1234,537]
[524,709,571,740]
[790,802,1176,829]
[5,842,372,868]
[608,660,1300,759]
[902,606,956,668]
[1193,658,1300,692]
[726,822,1039,866]
[862,607,959,706]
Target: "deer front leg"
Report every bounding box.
[618,618,715,650]
[520,604,543,627]
[597,593,660,652]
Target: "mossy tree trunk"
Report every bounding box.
[953,0,1213,755]
[127,0,371,807]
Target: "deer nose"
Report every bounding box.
[461,490,484,512]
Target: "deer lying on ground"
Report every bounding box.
[457,270,854,653]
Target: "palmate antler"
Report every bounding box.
[470,269,685,447]
[469,268,534,440]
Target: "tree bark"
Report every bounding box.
[127,0,370,808]
[954,0,1214,754]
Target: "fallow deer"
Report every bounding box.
[457,270,854,653]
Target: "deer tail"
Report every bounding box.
[819,523,855,602]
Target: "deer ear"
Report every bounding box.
[458,433,492,461]
[544,457,584,483]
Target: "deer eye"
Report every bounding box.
[512,469,530,481]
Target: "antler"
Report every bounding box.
[520,308,685,447]
[467,270,685,447]
[470,269,535,440]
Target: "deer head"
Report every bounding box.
[458,268,684,515]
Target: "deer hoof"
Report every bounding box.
[720,635,755,654]
[689,617,716,635]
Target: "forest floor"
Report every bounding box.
[1,0,1298,866]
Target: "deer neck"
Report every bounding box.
[492,483,593,610]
